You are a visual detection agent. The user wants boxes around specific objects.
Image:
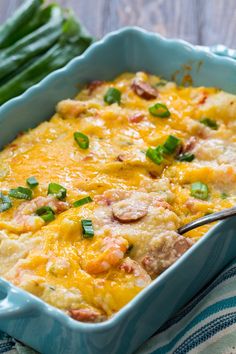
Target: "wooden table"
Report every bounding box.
[1,0,236,48]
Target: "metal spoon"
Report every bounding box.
[178,206,236,235]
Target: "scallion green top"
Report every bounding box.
[81,219,94,238]
[73,196,92,207]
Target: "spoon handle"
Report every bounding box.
[178,206,236,235]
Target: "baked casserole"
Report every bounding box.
[0,71,235,322]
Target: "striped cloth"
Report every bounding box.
[1,259,236,354]
[136,259,236,354]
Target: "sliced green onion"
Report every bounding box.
[104,87,121,105]
[146,146,164,165]
[200,118,218,130]
[36,206,55,222]
[47,183,66,201]
[163,135,180,154]
[177,153,195,162]
[74,132,89,149]
[221,192,228,200]
[9,186,32,200]
[156,79,167,87]
[0,192,12,212]
[146,136,181,165]
[81,219,94,238]
[73,196,93,207]
[149,103,170,118]
[26,176,39,188]
[190,182,209,200]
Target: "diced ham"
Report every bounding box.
[182,136,197,153]
[128,112,145,123]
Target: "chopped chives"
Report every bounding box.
[163,135,180,154]
[73,196,93,207]
[81,219,94,238]
[200,118,218,130]
[149,103,170,118]
[74,132,89,149]
[190,182,209,200]
[104,87,121,105]
[36,206,55,222]
[9,186,32,200]
[0,192,12,212]
[26,176,39,188]
[221,192,228,200]
[146,146,164,165]
[177,153,195,162]
[47,183,67,201]
[146,135,181,165]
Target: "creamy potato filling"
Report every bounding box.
[0,72,235,322]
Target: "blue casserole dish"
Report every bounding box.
[1,27,236,354]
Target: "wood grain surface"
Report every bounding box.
[1,0,236,48]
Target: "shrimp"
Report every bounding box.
[13,196,69,232]
[154,197,172,210]
[119,257,151,287]
[83,236,129,274]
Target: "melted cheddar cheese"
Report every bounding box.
[0,72,236,322]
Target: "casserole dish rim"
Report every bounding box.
[0,26,235,333]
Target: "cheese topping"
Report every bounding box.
[0,72,235,322]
